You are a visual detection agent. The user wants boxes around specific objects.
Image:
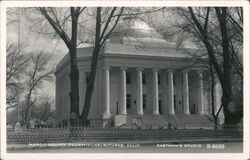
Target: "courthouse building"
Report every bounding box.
[55,17,223,129]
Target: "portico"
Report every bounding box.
[102,65,205,117]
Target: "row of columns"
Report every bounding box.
[103,66,204,117]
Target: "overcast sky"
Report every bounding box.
[6,7,196,99]
[7,8,68,98]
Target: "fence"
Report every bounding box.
[7,125,243,144]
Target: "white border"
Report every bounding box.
[1,1,249,160]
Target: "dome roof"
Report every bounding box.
[123,17,152,31]
[110,17,165,43]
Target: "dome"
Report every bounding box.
[110,17,165,43]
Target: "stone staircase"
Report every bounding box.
[118,114,214,129]
[165,114,214,129]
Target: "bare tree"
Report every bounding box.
[209,60,223,129]
[6,42,28,110]
[38,7,86,125]
[31,95,55,123]
[156,7,242,125]
[22,51,54,128]
[227,7,243,79]
[187,7,242,125]
[27,7,166,125]
[80,7,124,125]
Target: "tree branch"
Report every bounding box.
[38,7,72,49]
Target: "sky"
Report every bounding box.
[6,7,196,99]
[7,8,68,98]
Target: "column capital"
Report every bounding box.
[152,67,159,72]
[196,70,204,79]
[167,68,175,72]
[196,68,207,73]
[120,66,127,70]
[196,70,203,74]
[103,65,111,70]
[136,67,144,71]
[181,69,190,73]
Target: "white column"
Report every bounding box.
[214,80,222,113]
[197,71,204,114]
[214,79,224,123]
[183,70,190,115]
[152,68,159,115]
[136,67,143,115]
[168,69,175,114]
[103,66,111,118]
[120,66,127,115]
[162,71,168,114]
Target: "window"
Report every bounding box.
[86,72,90,84]
[126,73,131,84]
[181,74,183,85]
[159,100,162,114]
[158,74,161,85]
[191,104,196,114]
[174,95,176,109]
[126,94,131,109]
[143,94,146,109]
[159,95,162,114]
[142,73,146,85]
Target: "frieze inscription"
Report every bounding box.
[135,44,170,51]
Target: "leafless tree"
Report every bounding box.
[80,7,124,125]
[187,7,242,125]
[154,7,243,125]
[31,95,55,123]
[37,7,86,125]
[80,8,170,124]
[22,51,54,128]
[25,7,166,125]
[6,42,28,110]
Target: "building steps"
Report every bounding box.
[118,114,214,129]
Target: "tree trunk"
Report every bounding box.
[215,7,234,125]
[188,7,239,126]
[210,61,218,130]
[213,116,218,130]
[80,8,102,125]
[80,46,100,125]
[69,12,80,126]
[24,93,32,128]
[69,50,79,125]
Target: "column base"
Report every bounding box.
[103,113,111,119]
[199,109,205,115]
[120,111,127,115]
[169,106,175,114]
[153,112,159,115]
[184,111,190,115]
[169,111,175,115]
[137,111,144,115]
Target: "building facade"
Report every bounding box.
[55,18,223,129]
